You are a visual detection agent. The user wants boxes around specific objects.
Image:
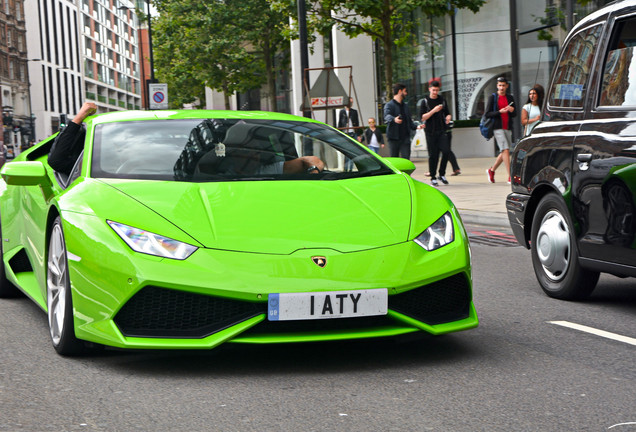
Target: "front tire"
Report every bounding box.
[47,217,85,355]
[530,193,599,300]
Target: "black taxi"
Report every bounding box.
[507,0,636,299]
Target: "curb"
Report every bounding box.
[455,209,510,228]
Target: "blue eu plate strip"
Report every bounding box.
[268,293,280,321]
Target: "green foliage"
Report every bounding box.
[453,119,480,128]
[532,5,566,42]
[153,11,206,108]
[153,0,293,109]
[300,0,485,100]
[532,0,597,42]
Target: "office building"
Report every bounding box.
[1,0,30,151]
[23,0,142,141]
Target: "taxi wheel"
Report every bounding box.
[47,217,86,355]
[530,193,599,300]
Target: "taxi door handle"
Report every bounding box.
[577,153,592,162]
[577,153,592,171]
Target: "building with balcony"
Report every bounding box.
[24,0,142,140]
[1,0,30,151]
[80,0,142,113]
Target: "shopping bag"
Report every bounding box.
[411,128,427,150]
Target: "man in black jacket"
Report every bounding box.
[337,97,361,141]
[383,83,420,159]
[48,102,97,176]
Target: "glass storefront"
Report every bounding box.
[395,0,608,121]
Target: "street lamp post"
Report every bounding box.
[146,0,155,82]
[297,0,310,118]
[145,0,158,110]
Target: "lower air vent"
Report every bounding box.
[114,286,264,338]
[389,273,471,325]
[8,249,33,273]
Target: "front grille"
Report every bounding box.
[114,273,472,339]
[389,273,471,325]
[243,315,398,336]
[114,286,264,338]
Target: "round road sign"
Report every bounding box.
[153,92,165,104]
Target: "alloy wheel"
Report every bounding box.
[47,222,68,346]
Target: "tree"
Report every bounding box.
[302,0,485,100]
[532,0,596,42]
[152,11,207,108]
[153,0,292,110]
[235,1,293,110]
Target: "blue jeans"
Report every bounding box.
[345,132,357,170]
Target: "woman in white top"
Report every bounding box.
[521,84,544,136]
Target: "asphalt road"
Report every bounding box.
[1,227,635,431]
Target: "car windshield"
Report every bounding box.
[91,118,392,181]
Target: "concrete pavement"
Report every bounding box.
[409,157,511,228]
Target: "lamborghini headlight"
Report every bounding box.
[108,221,198,260]
[414,212,454,251]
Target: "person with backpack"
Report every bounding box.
[420,80,453,186]
[485,76,516,184]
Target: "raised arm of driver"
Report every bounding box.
[48,102,96,175]
[72,102,97,124]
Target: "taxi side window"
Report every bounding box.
[598,16,636,107]
[549,24,602,109]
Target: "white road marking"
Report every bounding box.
[608,422,636,429]
[548,321,636,346]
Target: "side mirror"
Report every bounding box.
[1,161,48,186]
[1,161,54,201]
[384,157,416,175]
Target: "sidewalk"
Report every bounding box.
[409,157,511,228]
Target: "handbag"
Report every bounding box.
[479,93,498,140]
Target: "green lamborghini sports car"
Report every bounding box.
[0,110,477,355]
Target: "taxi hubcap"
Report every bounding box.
[536,210,570,281]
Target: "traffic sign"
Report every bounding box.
[149,83,169,109]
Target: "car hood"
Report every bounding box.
[100,175,413,254]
